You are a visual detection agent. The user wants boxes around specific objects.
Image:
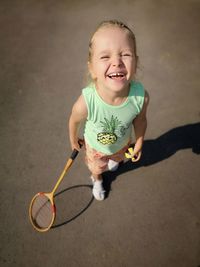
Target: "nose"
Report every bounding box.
[112,56,122,67]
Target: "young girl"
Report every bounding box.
[69,20,149,201]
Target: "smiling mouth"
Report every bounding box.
[107,72,126,79]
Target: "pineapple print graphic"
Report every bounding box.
[97,115,122,145]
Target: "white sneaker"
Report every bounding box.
[92,179,105,201]
[108,159,119,172]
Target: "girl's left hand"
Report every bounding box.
[125,147,142,162]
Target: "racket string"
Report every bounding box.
[31,194,54,229]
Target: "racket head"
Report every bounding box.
[29,192,56,232]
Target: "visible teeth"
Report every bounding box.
[108,73,124,78]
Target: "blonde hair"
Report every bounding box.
[88,20,138,63]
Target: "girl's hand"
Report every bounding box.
[71,138,84,151]
[125,147,142,162]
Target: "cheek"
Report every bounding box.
[125,59,136,74]
[89,57,110,80]
[131,58,137,72]
[95,63,108,76]
[132,62,137,73]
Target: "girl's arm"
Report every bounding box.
[132,91,149,159]
[69,94,88,151]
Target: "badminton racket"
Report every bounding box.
[29,147,81,232]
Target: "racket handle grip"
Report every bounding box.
[70,142,83,160]
[70,149,79,160]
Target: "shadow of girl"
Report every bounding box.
[103,122,200,198]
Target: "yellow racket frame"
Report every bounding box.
[29,149,79,233]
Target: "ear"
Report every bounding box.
[88,61,96,80]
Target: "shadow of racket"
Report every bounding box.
[52,184,94,228]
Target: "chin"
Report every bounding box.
[107,79,130,91]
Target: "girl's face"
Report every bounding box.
[89,26,137,94]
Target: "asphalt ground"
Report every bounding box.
[0,1,200,266]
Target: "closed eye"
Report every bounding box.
[100,55,110,59]
[122,53,132,57]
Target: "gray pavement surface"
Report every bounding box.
[0,1,200,267]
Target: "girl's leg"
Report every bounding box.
[84,143,107,200]
[91,173,103,181]
[92,174,105,201]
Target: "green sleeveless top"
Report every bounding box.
[82,81,145,155]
